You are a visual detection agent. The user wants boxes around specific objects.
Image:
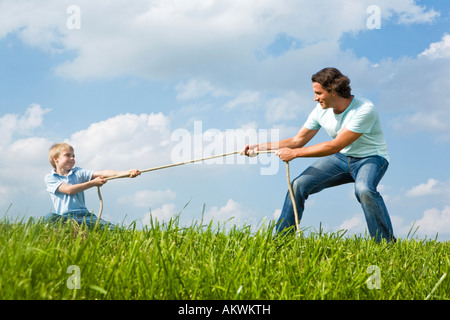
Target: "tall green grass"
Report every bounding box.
[0,215,448,300]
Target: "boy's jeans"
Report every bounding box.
[44,211,115,230]
[276,153,395,243]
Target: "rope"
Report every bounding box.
[95,150,300,234]
[286,161,300,234]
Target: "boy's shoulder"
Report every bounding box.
[44,167,87,180]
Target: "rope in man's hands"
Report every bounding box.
[95,150,300,235]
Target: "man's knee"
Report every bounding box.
[355,183,377,202]
[292,175,312,194]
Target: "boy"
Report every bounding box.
[44,143,140,229]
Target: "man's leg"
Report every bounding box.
[275,153,353,235]
[352,156,395,243]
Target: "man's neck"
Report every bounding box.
[333,95,354,114]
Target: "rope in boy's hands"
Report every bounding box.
[95,150,300,235]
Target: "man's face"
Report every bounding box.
[313,82,334,109]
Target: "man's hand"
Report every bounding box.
[275,147,297,162]
[240,144,259,157]
[128,169,141,178]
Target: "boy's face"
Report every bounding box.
[54,149,75,171]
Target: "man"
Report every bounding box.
[242,67,395,242]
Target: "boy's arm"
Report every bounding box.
[57,177,107,196]
[92,169,141,179]
[57,170,140,196]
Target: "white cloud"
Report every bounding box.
[142,203,176,225]
[203,198,258,227]
[406,179,450,197]
[0,106,51,179]
[175,79,229,101]
[3,1,447,143]
[373,37,450,136]
[338,215,366,235]
[264,91,309,123]
[415,206,450,237]
[272,208,281,220]
[336,211,450,240]
[419,34,450,59]
[1,0,439,82]
[68,112,172,170]
[392,110,450,134]
[393,3,440,25]
[117,188,176,208]
[0,106,53,212]
[0,104,50,150]
[224,91,260,111]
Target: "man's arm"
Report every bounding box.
[242,126,319,156]
[276,128,363,162]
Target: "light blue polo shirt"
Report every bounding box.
[45,167,94,215]
[303,96,390,162]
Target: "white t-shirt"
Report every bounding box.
[303,96,390,162]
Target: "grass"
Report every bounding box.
[0,215,449,300]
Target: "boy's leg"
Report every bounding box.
[275,153,354,234]
[352,156,395,243]
[63,212,115,230]
[89,213,116,230]
[44,213,68,224]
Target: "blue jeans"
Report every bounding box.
[44,211,115,230]
[276,153,395,242]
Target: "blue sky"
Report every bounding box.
[1,0,450,240]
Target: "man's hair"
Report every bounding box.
[49,143,74,169]
[311,67,352,98]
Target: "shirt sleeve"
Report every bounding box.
[45,174,63,195]
[345,105,377,134]
[303,105,322,130]
[75,168,94,183]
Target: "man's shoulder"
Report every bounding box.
[352,96,376,110]
[349,97,378,116]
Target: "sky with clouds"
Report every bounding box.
[1,0,450,240]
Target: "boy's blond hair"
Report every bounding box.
[49,143,74,169]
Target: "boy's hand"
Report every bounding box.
[129,169,141,178]
[92,176,107,187]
